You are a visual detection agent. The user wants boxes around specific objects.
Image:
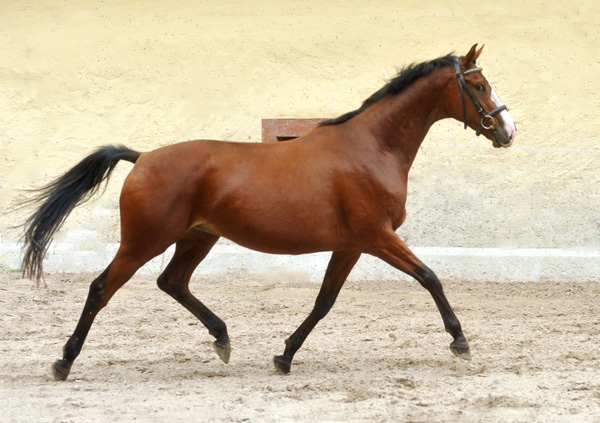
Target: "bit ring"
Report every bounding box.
[481,115,496,130]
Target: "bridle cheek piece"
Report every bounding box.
[454,58,507,136]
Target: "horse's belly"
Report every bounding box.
[198,210,348,255]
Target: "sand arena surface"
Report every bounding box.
[1,272,600,422]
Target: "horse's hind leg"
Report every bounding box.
[156,229,231,363]
[51,247,154,381]
[274,251,361,374]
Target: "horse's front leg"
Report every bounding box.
[368,232,470,360]
[274,251,361,374]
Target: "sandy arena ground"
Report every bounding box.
[1,271,599,422]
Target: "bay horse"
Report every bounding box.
[21,44,516,381]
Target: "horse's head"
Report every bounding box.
[452,44,516,148]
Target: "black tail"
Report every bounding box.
[20,145,141,283]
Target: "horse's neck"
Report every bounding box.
[355,70,451,168]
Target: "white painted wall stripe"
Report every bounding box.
[2,241,599,283]
[206,243,600,259]
[412,247,600,258]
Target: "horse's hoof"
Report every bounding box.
[450,341,472,361]
[273,355,291,375]
[213,339,231,364]
[51,359,71,381]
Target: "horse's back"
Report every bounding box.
[118,138,356,253]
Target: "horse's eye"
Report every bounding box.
[475,84,486,92]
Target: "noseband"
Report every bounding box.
[454,59,507,136]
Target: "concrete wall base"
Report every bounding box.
[3,240,598,283]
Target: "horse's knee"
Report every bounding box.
[418,267,443,291]
[312,296,336,320]
[87,278,108,309]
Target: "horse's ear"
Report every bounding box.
[476,44,485,59]
[460,44,483,69]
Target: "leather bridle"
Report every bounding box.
[454,58,507,136]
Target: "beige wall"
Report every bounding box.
[1,1,599,276]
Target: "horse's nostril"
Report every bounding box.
[508,126,516,142]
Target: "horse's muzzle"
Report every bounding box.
[492,125,515,148]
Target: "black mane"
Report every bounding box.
[320,53,457,126]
